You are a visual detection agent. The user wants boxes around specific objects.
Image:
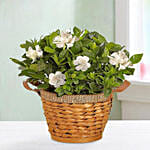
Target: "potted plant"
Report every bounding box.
[10,27,143,143]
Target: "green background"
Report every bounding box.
[0,0,121,120]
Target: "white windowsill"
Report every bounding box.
[130,80,150,85]
[117,80,150,103]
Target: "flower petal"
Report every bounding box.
[83,56,89,62]
[119,65,126,70]
[73,60,78,65]
[49,73,54,80]
[87,63,91,68]
[76,65,82,71]
[36,50,43,58]
[109,57,118,65]
[55,71,62,75]
[81,66,88,71]
[76,56,83,61]
[67,43,73,48]
[35,45,40,51]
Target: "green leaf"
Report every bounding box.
[122,68,135,75]
[63,85,71,91]
[44,46,55,53]
[123,49,130,57]
[98,75,104,81]
[130,53,143,64]
[113,82,121,87]
[88,72,95,79]
[45,64,52,74]
[82,49,95,58]
[20,40,34,50]
[98,57,109,63]
[55,87,64,97]
[29,64,38,71]
[95,78,101,84]
[19,69,45,80]
[92,36,105,45]
[104,88,112,97]
[76,73,86,80]
[75,84,85,93]
[106,42,123,53]
[10,58,26,67]
[89,32,106,44]
[117,73,125,80]
[89,82,96,90]
[22,54,27,58]
[89,42,97,50]
[49,30,60,48]
[44,77,49,83]
[37,59,46,71]
[65,79,73,84]
[73,79,79,84]
[96,42,105,56]
[97,34,106,43]
[45,36,50,46]
[64,90,72,95]
[79,29,89,40]
[29,60,46,72]
[71,73,76,78]
[71,41,82,54]
[73,26,81,37]
[81,38,92,47]
[102,47,109,57]
[51,54,59,65]
[22,58,32,66]
[37,83,49,89]
[59,49,67,58]
[67,56,74,67]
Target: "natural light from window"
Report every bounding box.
[129,0,150,82]
[142,0,150,80]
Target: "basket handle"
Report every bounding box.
[23,79,40,95]
[112,80,130,93]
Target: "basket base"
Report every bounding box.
[51,135,102,143]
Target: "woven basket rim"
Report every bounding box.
[40,90,111,104]
[23,80,130,104]
[40,89,105,97]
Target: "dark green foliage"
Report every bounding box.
[130,54,143,64]
[10,27,143,97]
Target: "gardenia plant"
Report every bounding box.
[10,27,143,97]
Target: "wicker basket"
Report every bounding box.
[23,80,130,143]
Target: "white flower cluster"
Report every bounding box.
[53,31,77,49]
[26,45,43,62]
[108,51,132,70]
[73,56,91,71]
[49,71,66,88]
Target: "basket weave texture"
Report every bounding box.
[23,80,130,143]
[40,91,113,143]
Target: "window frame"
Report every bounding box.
[115,0,150,102]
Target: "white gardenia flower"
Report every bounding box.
[49,71,66,88]
[108,51,132,70]
[26,47,38,62]
[73,56,91,71]
[53,31,77,49]
[26,45,43,62]
[35,45,43,57]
